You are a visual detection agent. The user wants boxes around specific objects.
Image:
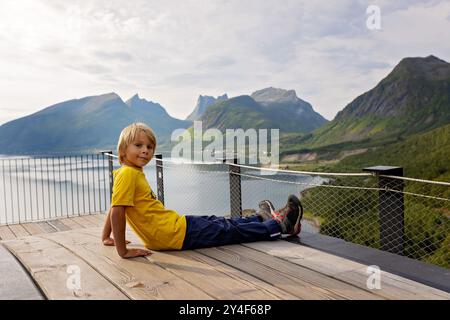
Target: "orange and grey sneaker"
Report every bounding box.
[256,200,276,222]
[272,195,303,236]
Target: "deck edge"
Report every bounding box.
[288,231,450,293]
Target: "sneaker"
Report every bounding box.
[272,195,303,236]
[256,200,276,221]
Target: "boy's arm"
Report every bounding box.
[110,206,151,258]
[102,207,131,246]
[101,207,112,242]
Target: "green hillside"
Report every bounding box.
[330,123,450,182]
[297,124,450,268]
[201,96,273,131]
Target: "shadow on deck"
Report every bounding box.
[0,214,449,300]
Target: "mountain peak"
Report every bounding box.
[196,93,228,103]
[125,93,147,107]
[130,93,140,100]
[97,92,122,100]
[399,55,448,65]
[81,92,124,108]
[425,54,445,62]
[251,87,299,104]
[186,93,228,121]
[391,55,450,81]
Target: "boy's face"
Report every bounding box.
[123,131,154,168]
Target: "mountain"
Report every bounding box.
[0,93,192,154]
[199,87,328,133]
[251,87,328,131]
[186,94,228,121]
[200,95,270,130]
[303,55,450,148]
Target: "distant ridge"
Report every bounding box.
[0,92,192,154]
[197,87,328,133]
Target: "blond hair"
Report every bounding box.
[117,123,157,165]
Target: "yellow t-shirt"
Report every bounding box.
[111,165,187,250]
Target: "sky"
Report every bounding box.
[1,0,449,125]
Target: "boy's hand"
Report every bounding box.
[121,248,152,259]
[103,237,131,246]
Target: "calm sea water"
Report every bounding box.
[0,155,325,232]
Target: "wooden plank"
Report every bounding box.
[100,228,289,299]
[2,236,128,300]
[96,227,294,300]
[244,241,450,300]
[245,241,450,300]
[338,266,450,300]
[70,216,97,228]
[81,214,104,227]
[47,219,71,232]
[21,223,46,236]
[59,217,85,230]
[89,213,107,224]
[245,241,360,276]
[118,228,303,299]
[185,250,298,300]
[0,244,44,300]
[197,246,339,300]
[36,221,57,234]
[8,224,30,238]
[198,245,381,300]
[40,229,213,300]
[203,244,382,300]
[147,249,285,300]
[0,226,16,240]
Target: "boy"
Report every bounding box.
[101,123,302,258]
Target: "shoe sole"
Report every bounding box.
[281,195,303,238]
[262,200,276,215]
[257,200,276,221]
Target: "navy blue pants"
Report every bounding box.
[181,215,282,250]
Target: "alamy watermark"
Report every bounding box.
[66,264,82,295]
[171,121,280,175]
[366,265,382,290]
[366,5,381,30]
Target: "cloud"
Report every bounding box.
[93,51,133,62]
[0,0,449,124]
[65,64,112,75]
[197,56,235,69]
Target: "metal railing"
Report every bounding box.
[0,154,111,224]
[1,152,449,269]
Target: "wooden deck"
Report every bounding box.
[0,213,449,300]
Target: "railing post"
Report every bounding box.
[101,151,114,203]
[221,157,242,218]
[155,154,165,205]
[363,166,405,255]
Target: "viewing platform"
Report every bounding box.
[1,213,449,300]
[1,154,449,300]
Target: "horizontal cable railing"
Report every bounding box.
[151,155,449,269]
